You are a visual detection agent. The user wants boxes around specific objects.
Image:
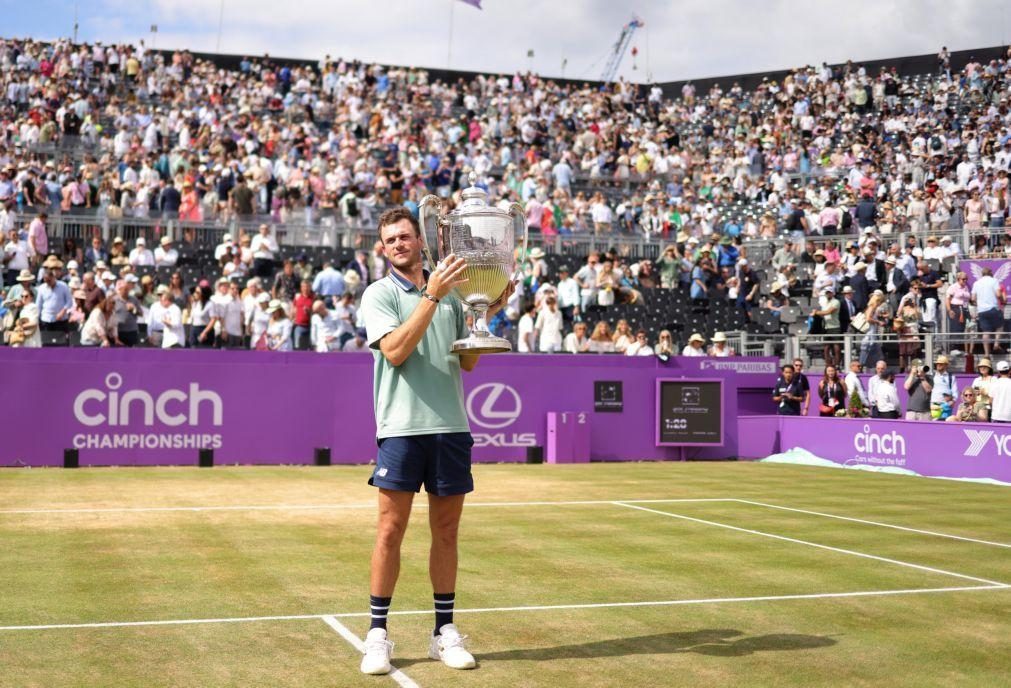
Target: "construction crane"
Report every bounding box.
[600,17,644,84]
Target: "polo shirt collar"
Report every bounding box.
[388,268,430,293]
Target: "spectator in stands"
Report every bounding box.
[342,327,370,352]
[311,300,341,352]
[265,299,293,351]
[951,387,988,423]
[556,266,579,324]
[214,280,246,349]
[563,322,590,354]
[26,212,48,268]
[989,360,1011,423]
[248,293,271,349]
[36,257,71,332]
[736,260,759,320]
[80,294,119,347]
[331,292,358,347]
[904,362,934,421]
[150,286,184,349]
[655,330,675,357]
[312,260,346,307]
[625,330,654,356]
[866,359,889,417]
[155,237,178,267]
[533,296,563,353]
[818,366,847,417]
[128,237,154,267]
[682,333,706,357]
[189,285,216,348]
[773,364,804,416]
[291,279,315,350]
[612,319,633,353]
[6,284,40,347]
[585,321,614,353]
[516,302,536,353]
[84,236,108,270]
[708,332,735,357]
[272,259,298,301]
[845,360,869,408]
[251,224,279,279]
[875,370,902,419]
[812,286,841,368]
[971,267,1004,356]
[113,278,142,347]
[859,290,888,369]
[972,358,996,420]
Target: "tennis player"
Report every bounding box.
[358,207,512,675]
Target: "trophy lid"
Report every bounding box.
[459,172,488,209]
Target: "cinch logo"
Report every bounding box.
[467,383,522,429]
[853,424,906,456]
[73,373,223,428]
[963,429,994,457]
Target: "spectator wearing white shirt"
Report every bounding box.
[625,330,655,356]
[265,299,293,351]
[330,292,358,346]
[310,300,342,352]
[845,360,869,406]
[214,233,235,263]
[555,266,580,323]
[562,322,590,353]
[4,228,30,285]
[682,332,706,356]
[128,237,154,267]
[517,303,536,353]
[866,360,888,417]
[971,267,1003,356]
[251,224,278,279]
[248,293,271,349]
[989,361,1011,422]
[533,297,563,353]
[210,279,245,349]
[147,286,184,348]
[875,370,901,419]
[154,236,178,267]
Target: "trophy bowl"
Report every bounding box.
[419,175,528,354]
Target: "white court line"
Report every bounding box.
[613,502,1009,587]
[321,615,420,688]
[0,497,733,516]
[1,584,1005,632]
[733,499,1011,549]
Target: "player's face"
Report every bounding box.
[381,219,422,271]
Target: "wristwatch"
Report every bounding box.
[423,293,440,304]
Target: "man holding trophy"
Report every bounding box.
[359,178,526,675]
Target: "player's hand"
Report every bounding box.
[488,280,516,318]
[428,253,468,300]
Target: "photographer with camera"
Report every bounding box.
[904,359,934,421]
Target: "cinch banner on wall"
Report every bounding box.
[1,349,778,467]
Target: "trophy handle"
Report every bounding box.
[418,195,442,271]
[508,202,529,280]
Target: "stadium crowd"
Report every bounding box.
[2,36,1011,366]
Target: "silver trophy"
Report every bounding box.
[419,174,528,354]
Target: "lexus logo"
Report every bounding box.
[466,383,522,429]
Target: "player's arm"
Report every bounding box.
[377,256,468,367]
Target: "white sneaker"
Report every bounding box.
[360,628,393,675]
[429,623,476,669]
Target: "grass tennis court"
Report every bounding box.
[2,462,1009,687]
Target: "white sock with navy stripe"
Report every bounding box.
[369,595,391,631]
[434,592,455,634]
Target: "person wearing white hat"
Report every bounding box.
[264,299,292,351]
[248,292,272,349]
[989,360,1011,423]
[155,236,178,267]
[128,237,155,267]
[682,332,706,357]
[147,285,184,348]
[215,233,235,262]
[708,332,735,357]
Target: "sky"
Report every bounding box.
[5,0,1009,83]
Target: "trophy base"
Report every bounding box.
[451,335,512,355]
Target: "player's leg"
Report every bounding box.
[425,433,476,670]
[361,488,414,675]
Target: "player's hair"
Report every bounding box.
[378,207,420,239]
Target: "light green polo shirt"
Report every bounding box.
[361,270,471,439]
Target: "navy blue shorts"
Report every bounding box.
[369,433,474,496]
[978,308,1003,333]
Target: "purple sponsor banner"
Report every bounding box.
[961,259,1011,290]
[750,415,1011,483]
[0,349,778,467]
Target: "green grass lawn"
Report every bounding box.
[1,462,1009,687]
